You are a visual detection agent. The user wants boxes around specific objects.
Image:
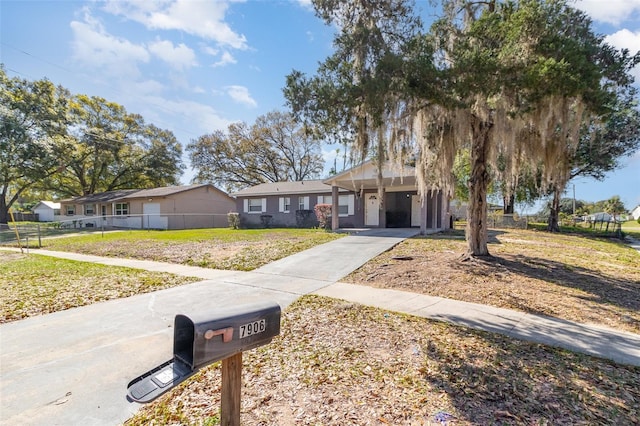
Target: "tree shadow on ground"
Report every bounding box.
[420,324,640,425]
[453,252,640,328]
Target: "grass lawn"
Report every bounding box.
[126,296,640,426]
[622,220,640,238]
[0,252,199,323]
[36,228,343,271]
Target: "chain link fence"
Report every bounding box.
[0,213,231,247]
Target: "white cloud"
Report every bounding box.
[70,8,149,77]
[295,0,313,10]
[212,51,237,67]
[605,29,640,81]
[164,99,233,133]
[574,0,640,25]
[225,85,257,108]
[148,39,197,70]
[103,0,248,49]
[605,29,640,52]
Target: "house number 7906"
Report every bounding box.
[239,319,266,339]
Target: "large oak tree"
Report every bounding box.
[286,0,639,258]
[1,68,185,223]
[43,94,184,197]
[0,67,72,224]
[187,110,324,192]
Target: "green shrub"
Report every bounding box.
[227,212,240,229]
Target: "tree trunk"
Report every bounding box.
[0,196,8,224]
[466,117,491,257]
[503,193,515,214]
[547,187,561,232]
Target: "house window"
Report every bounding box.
[298,196,309,210]
[317,195,332,205]
[338,201,349,216]
[279,197,291,213]
[66,205,75,215]
[115,203,129,216]
[85,204,94,215]
[245,198,266,213]
[338,195,354,216]
[317,195,354,217]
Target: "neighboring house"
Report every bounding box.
[233,160,450,232]
[59,184,235,230]
[32,201,61,222]
[632,205,640,221]
[450,200,503,221]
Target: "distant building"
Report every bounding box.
[32,201,61,222]
[631,205,640,221]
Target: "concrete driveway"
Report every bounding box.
[0,228,419,426]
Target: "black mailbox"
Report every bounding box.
[127,301,281,403]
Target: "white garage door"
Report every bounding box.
[143,203,166,229]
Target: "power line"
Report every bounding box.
[2,41,204,141]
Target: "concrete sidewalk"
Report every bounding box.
[2,228,639,426]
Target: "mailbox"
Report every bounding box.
[127,301,281,403]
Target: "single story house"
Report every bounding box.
[59,184,235,230]
[233,161,450,233]
[631,205,640,221]
[32,201,61,222]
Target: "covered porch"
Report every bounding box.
[323,161,449,233]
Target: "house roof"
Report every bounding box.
[120,184,225,199]
[70,189,140,204]
[323,160,417,191]
[64,184,233,204]
[232,180,346,197]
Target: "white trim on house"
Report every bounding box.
[244,198,266,214]
[278,197,291,213]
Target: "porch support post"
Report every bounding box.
[420,194,427,235]
[331,185,339,231]
[431,192,437,229]
[379,189,386,228]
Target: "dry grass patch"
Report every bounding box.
[126,296,639,425]
[40,229,342,271]
[346,229,640,334]
[0,253,198,323]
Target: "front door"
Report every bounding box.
[365,194,380,226]
[411,195,422,227]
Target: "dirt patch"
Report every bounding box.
[346,229,640,334]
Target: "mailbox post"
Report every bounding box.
[127,301,281,424]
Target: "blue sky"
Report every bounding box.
[1,0,639,211]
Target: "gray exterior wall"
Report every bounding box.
[236,188,447,230]
[236,192,363,228]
